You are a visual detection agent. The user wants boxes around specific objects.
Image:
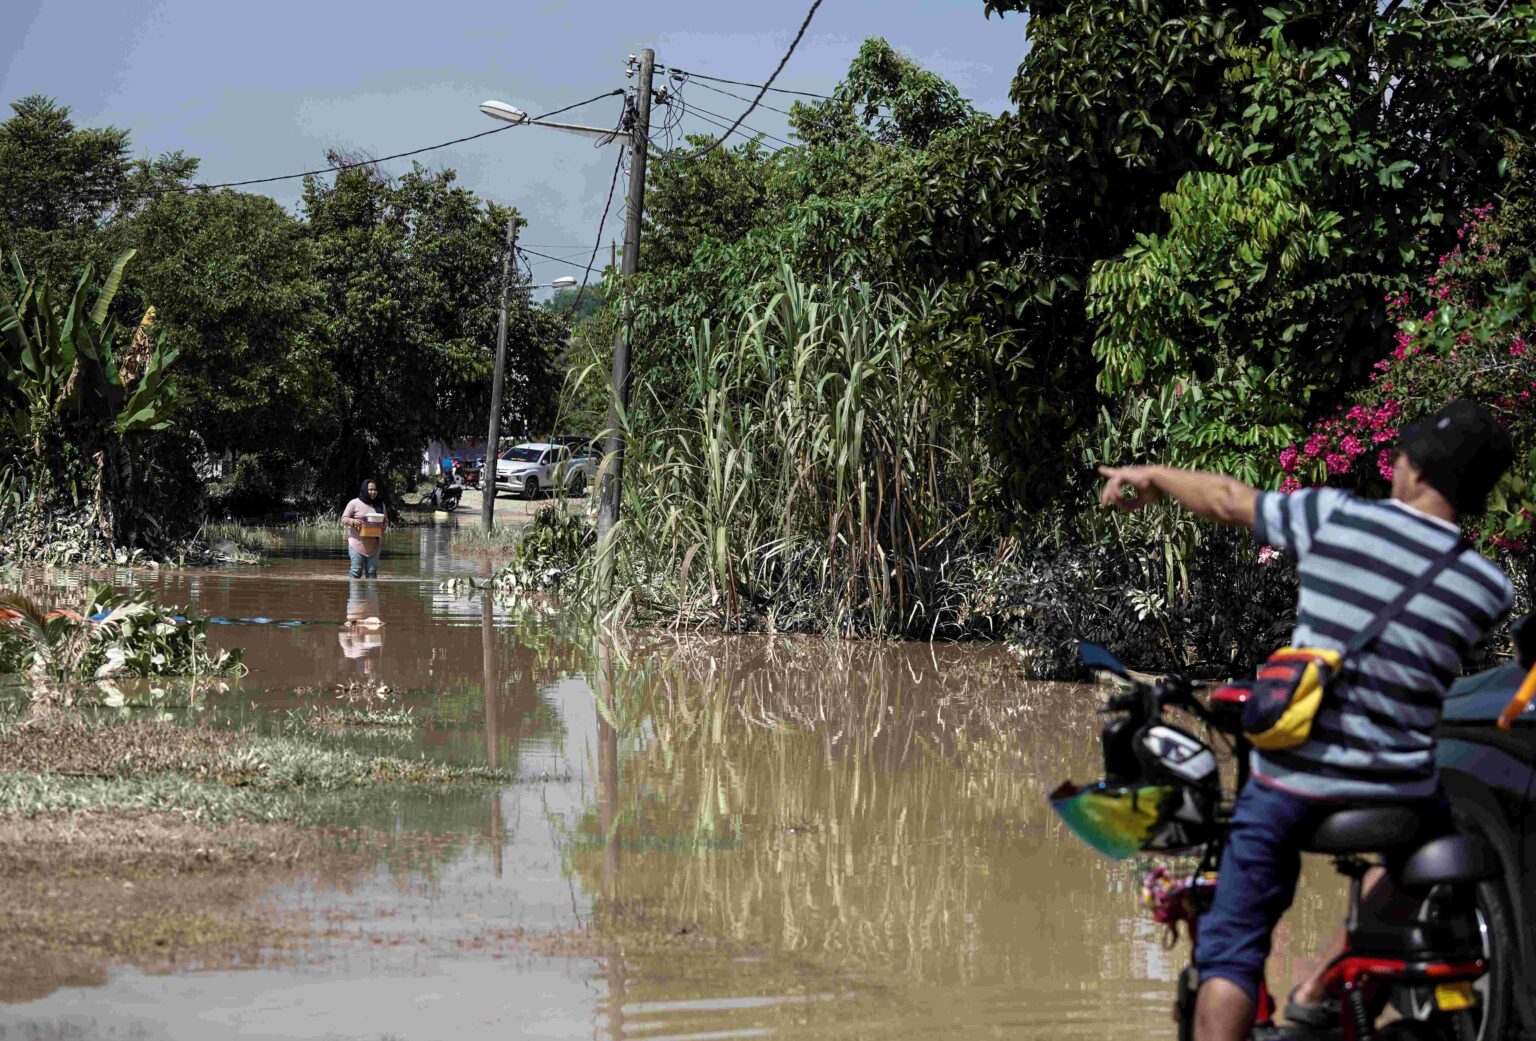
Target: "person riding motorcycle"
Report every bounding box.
[1097,398,1515,1041]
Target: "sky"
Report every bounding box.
[1,0,1027,287]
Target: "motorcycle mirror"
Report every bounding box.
[1515,615,1536,670]
[1079,641,1131,679]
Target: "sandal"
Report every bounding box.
[1282,988,1340,1028]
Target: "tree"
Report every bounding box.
[0,96,196,280]
[120,189,332,499]
[302,159,568,502]
[543,285,606,323]
[883,0,1536,518]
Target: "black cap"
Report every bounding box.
[1397,399,1514,516]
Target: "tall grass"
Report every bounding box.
[580,268,985,637]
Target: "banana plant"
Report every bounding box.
[0,249,180,443]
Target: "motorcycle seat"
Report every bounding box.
[1394,834,1498,890]
[1299,806,1425,853]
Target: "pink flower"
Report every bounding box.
[1346,405,1370,425]
[1512,336,1527,358]
[1325,452,1350,476]
[1257,546,1279,565]
[1279,475,1302,494]
[1278,445,1300,473]
[1340,435,1364,457]
[1377,449,1394,481]
[1303,433,1329,459]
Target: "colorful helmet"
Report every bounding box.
[1049,780,1217,860]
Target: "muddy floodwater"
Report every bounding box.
[0,526,1345,1040]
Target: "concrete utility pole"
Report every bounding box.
[483,216,518,528]
[596,48,654,594]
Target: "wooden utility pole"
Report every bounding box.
[596,49,654,594]
[483,216,518,528]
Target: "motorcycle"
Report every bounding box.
[428,477,463,512]
[1049,637,1532,1040]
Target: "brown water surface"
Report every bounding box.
[0,526,1343,1040]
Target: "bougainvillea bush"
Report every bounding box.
[1279,204,1536,551]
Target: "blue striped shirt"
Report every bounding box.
[1252,489,1513,800]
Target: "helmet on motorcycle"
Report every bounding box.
[1049,780,1217,860]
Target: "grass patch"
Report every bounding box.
[450,523,529,562]
[286,705,419,732]
[0,715,512,821]
[198,521,287,555]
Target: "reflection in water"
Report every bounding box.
[560,635,1344,1040]
[338,578,384,675]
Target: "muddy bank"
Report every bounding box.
[0,809,369,1003]
[0,710,509,1003]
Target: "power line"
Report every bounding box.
[686,77,796,117]
[665,68,831,100]
[685,0,824,161]
[518,246,597,265]
[683,101,793,149]
[571,150,626,314]
[126,90,625,197]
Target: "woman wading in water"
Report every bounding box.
[341,478,388,578]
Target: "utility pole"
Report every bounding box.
[482,216,518,528]
[596,48,654,594]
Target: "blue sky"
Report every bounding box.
[2,0,1026,284]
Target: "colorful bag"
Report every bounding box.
[1240,647,1343,750]
[1236,537,1469,751]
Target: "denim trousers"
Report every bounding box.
[348,548,378,578]
[1193,778,1449,1001]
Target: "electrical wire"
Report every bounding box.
[683,101,793,148]
[683,0,823,161]
[663,68,831,100]
[518,246,599,265]
[119,90,625,197]
[570,149,626,314]
[686,78,796,117]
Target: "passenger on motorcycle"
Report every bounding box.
[1097,399,1514,1041]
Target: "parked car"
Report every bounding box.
[494,442,596,499]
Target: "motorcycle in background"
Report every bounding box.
[428,476,463,512]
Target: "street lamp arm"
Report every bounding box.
[480,101,620,143]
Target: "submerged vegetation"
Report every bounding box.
[0,582,243,687]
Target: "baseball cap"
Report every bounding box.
[1397,399,1514,516]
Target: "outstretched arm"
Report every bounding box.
[1097,465,1259,529]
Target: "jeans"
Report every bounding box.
[1193,778,1450,1001]
[348,548,378,579]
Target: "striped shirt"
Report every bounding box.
[1252,489,1512,800]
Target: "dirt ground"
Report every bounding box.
[0,809,371,1003]
[0,712,490,1003]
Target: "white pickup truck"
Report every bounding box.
[494,442,596,499]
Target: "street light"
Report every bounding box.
[478,97,618,529]
[480,100,619,141]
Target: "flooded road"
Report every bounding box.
[0,525,1343,1040]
